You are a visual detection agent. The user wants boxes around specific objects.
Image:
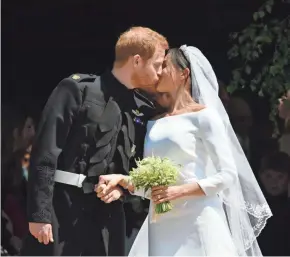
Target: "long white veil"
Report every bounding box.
[180,45,272,255]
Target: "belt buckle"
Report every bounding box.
[77,174,86,188]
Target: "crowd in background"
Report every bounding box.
[1,83,290,256]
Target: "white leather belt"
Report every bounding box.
[54,170,86,188]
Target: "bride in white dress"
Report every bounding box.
[96,46,272,256]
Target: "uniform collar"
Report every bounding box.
[101,70,158,114]
[102,70,134,99]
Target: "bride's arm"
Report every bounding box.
[194,109,237,196]
[152,110,236,202]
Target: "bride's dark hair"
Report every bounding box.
[166,48,200,111]
[167,48,190,72]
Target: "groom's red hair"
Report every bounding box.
[114,26,168,66]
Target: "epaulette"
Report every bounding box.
[69,73,98,83]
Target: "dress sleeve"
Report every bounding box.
[196,109,237,196]
[27,78,83,223]
[131,188,151,199]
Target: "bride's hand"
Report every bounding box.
[151,185,185,204]
[152,182,204,203]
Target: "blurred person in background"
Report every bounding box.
[1,211,21,256]
[228,97,253,159]
[217,79,230,111]
[1,145,32,255]
[257,151,290,256]
[252,120,279,175]
[278,90,290,156]
[279,118,290,157]
[278,90,290,120]
[2,146,32,240]
[2,106,35,165]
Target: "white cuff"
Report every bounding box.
[196,179,216,196]
[131,188,151,199]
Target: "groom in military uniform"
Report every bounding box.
[21,27,168,256]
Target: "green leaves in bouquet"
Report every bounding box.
[129,156,180,192]
[227,0,290,135]
[155,201,173,214]
[129,156,181,215]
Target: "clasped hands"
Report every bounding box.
[95,174,125,203]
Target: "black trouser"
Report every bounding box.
[21,183,125,256]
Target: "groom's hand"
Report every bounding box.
[95,184,124,203]
[29,222,54,245]
[97,174,124,194]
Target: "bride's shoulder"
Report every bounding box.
[193,107,224,131]
[187,106,219,123]
[186,104,215,118]
[175,103,207,116]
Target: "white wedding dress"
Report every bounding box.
[129,108,239,256]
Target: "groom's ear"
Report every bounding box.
[133,54,141,68]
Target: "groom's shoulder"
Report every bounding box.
[65,73,100,86]
[61,73,102,93]
[54,73,106,105]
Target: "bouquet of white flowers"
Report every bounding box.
[129,156,180,215]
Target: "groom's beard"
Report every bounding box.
[131,72,158,89]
